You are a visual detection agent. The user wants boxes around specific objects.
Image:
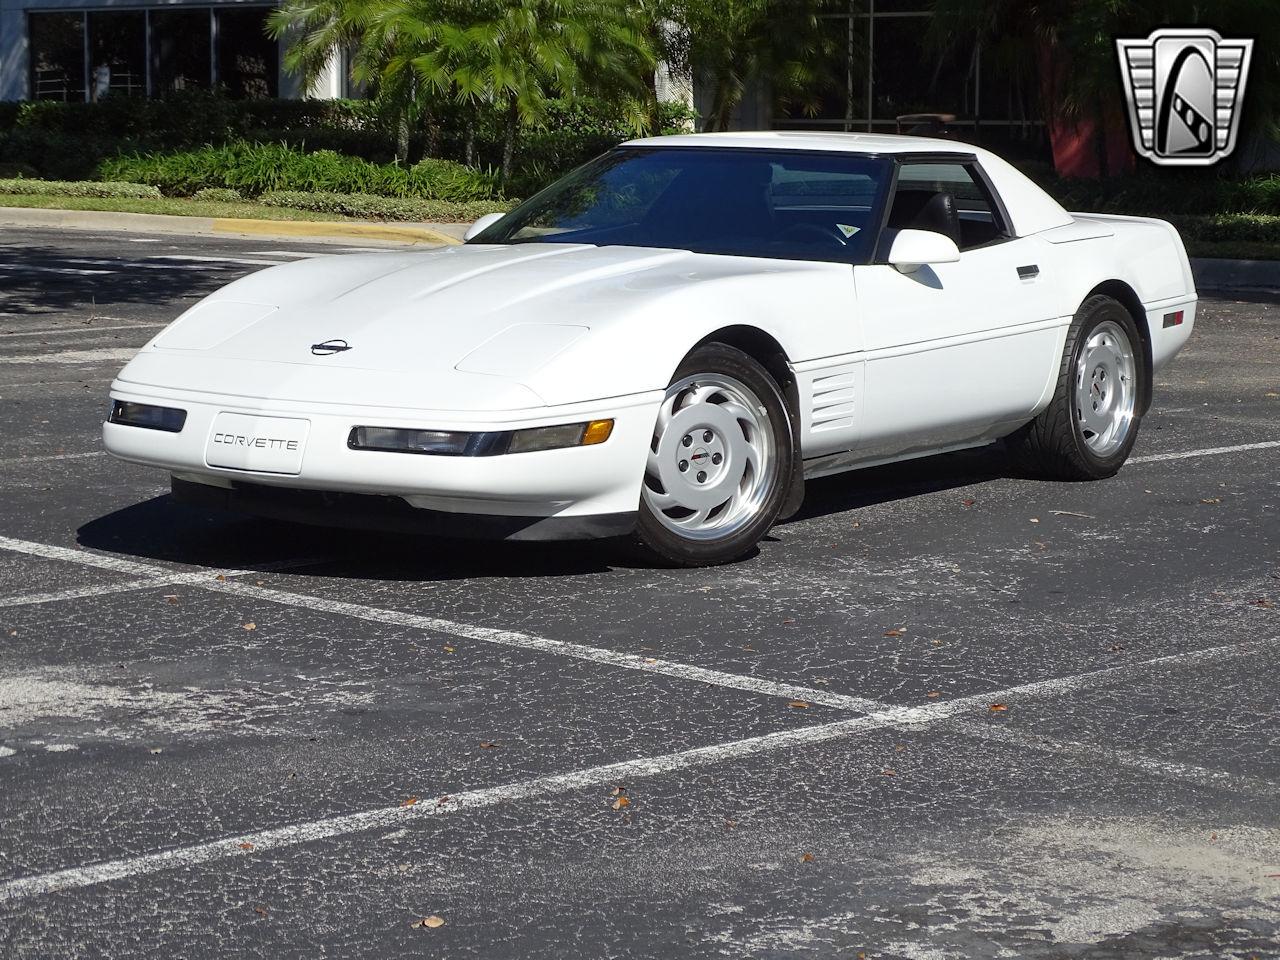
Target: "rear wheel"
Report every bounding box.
[632,343,793,566]
[1008,294,1144,480]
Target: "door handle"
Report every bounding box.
[1017,264,1040,280]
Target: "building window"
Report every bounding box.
[87,11,146,100]
[215,8,279,99]
[150,9,212,94]
[771,3,1042,146]
[28,7,279,101]
[29,13,85,102]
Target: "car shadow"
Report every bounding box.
[784,442,1016,524]
[77,444,1020,580]
[76,495,619,581]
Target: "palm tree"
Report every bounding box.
[272,0,655,182]
[662,0,834,132]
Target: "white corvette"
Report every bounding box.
[105,132,1195,565]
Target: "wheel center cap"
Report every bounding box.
[691,447,710,464]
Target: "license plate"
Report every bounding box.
[206,413,309,475]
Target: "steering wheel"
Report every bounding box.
[777,222,849,248]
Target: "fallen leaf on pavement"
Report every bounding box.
[1050,510,1095,519]
[724,819,737,830]
[925,691,941,698]
[1201,498,1221,504]
[881,769,896,776]
[242,622,256,631]
[1248,598,1274,608]
[801,852,814,863]
[788,700,810,709]
[215,575,226,582]
[163,595,178,605]
[254,906,268,917]
[611,786,627,796]
[989,703,1009,712]
[478,741,499,749]
[612,796,631,810]
[436,796,450,807]
[238,842,254,851]
[884,627,906,637]
[961,498,976,507]
[411,915,445,929]
[148,747,162,755]
[443,645,455,653]
[400,796,419,807]
[1029,517,1041,523]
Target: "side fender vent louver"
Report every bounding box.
[810,369,856,432]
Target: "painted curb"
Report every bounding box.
[209,218,459,245]
[0,206,461,246]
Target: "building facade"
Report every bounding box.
[0,0,347,102]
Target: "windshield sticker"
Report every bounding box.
[837,224,860,238]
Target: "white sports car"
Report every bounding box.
[105,132,1196,565]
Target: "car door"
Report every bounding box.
[851,157,1062,461]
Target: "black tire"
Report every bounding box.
[1007,294,1145,480]
[630,343,794,567]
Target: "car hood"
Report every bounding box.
[115,242,848,412]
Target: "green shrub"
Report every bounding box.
[258,190,511,222]
[100,143,501,200]
[0,178,161,199]
[192,187,243,202]
[1169,213,1280,243]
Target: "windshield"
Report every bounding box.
[473,147,891,265]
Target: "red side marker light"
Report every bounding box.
[1163,311,1184,328]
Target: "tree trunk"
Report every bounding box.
[464,118,476,167]
[501,93,519,185]
[395,112,410,165]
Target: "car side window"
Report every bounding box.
[888,161,1010,252]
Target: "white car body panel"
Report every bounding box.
[104,132,1196,539]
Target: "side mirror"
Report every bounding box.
[886,229,961,273]
[463,212,507,242]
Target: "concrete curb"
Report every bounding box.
[0,206,463,247]
[1190,257,1280,294]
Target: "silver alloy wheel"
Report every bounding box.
[642,374,777,541]
[1074,319,1137,457]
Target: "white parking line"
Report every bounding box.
[0,264,111,276]
[1,633,1275,904]
[147,255,289,266]
[0,322,164,339]
[0,451,104,467]
[0,347,137,365]
[1130,440,1280,464]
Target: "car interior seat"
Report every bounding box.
[887,189,961,246]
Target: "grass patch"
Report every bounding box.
[0,193,353,221]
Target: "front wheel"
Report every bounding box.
[1008,294,1145,480]
[632,343,794,566]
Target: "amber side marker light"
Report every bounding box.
[581,419,614,446]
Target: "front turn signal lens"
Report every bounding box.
[581,419,614,445]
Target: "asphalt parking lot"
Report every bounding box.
[1,223,1279,959]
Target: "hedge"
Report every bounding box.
[192,187,243,202]
[99,143,500,200]
[0,90,696,186]
[258,190,511,222]
[0,178,160,199]
[1169,213,1280,243]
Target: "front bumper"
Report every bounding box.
[104,381,661,526]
